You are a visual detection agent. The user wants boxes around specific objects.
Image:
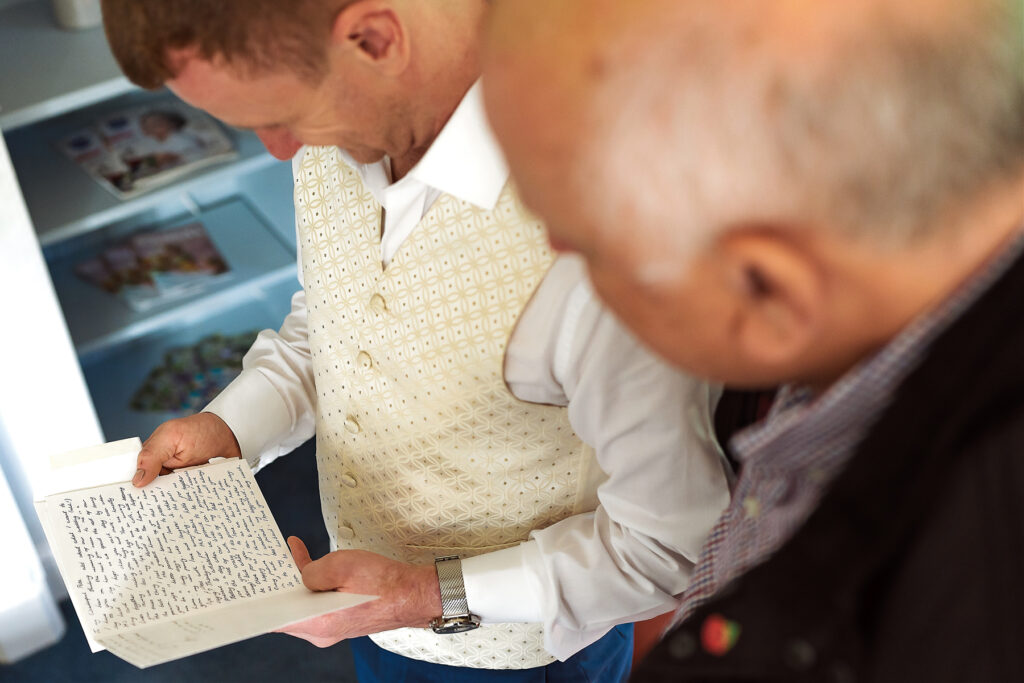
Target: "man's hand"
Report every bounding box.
[278,537,443,648]
[133,412,242,487]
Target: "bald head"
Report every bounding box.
[486,0,1024,253]
[484,0,1024,384]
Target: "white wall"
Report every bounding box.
[0,464,64,662]
[0,125,104,661]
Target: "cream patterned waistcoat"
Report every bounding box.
[294,146,597,669]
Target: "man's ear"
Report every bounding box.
[719,230,827,371]
[331,1,409,76]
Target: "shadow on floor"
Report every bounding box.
[2,441,359,683]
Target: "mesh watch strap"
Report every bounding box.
[434,555,471,617]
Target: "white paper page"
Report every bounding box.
[34,436,143,652]
[99,588,375,669]
[40,458,375,665]
[34,496,107,653]
[40,437,141,498]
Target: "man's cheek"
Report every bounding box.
[591,276,655,331]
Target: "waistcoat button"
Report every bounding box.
[369,293,387,314]
[341,473,358,488]
[338,525,355,540]
[357,351,373,369]
[345,416,361,434]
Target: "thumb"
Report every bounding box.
[294,547,355,593]
[288,536,313,572]
[133,440,177,487]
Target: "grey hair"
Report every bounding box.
[582,0,1024,265]
[776,0,1024,243]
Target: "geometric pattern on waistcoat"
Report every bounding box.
[294,145,596,669]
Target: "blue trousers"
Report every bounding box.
[349,624,634,682]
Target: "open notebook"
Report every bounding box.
[34,438,375,668]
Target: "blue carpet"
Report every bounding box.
[1,441,358,683]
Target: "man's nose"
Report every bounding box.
[255,128,303,161]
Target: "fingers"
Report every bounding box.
[288,634,342,649]
[132,413,240,488]
[276,614,344,648]
[278,629,342,648]
[288,536,313,572]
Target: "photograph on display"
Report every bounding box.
[73,221,231,311]
[58,103,237,199]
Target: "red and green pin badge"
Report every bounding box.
[701,613,741,656]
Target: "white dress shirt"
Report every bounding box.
[205,81,731,659]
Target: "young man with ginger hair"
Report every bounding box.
[99,1,732,680]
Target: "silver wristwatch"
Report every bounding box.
[430,555,481,634]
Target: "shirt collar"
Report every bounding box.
[336,80,510,211]
[406,80,510,209]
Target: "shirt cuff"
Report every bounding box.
[203,369,294,471]
[461,541,545,624]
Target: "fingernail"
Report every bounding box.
[132,469,145,486]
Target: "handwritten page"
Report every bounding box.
[38,457,374,668]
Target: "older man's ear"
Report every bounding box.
[719,230,827,379]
